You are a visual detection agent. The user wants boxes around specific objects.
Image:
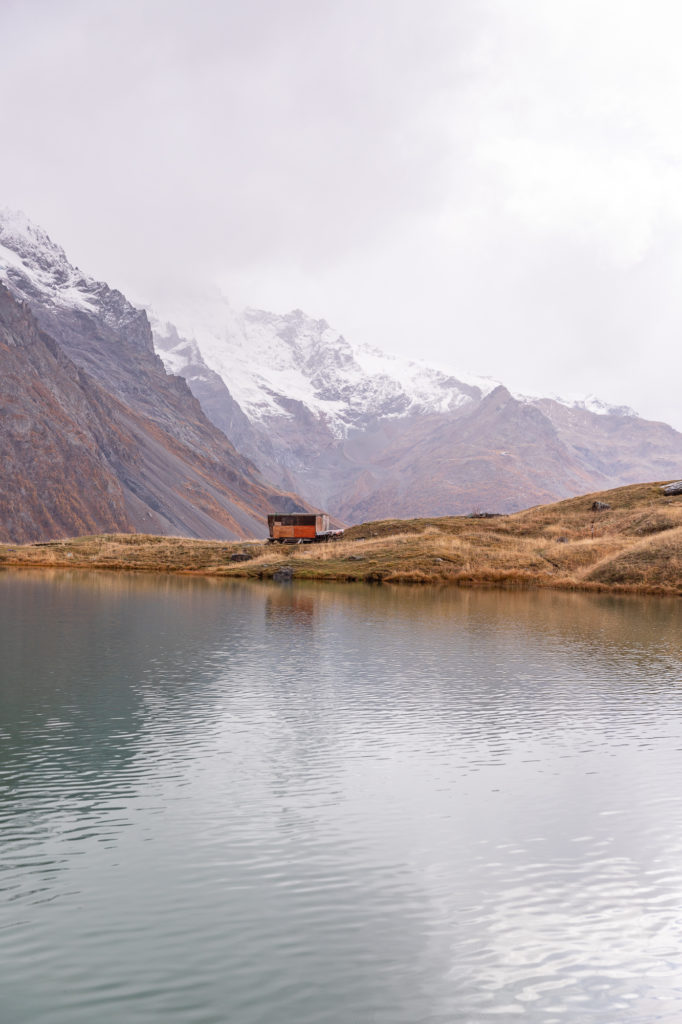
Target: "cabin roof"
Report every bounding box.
[267,513,322,524]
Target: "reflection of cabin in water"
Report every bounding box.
[266,590,316,626]
[267,513,342,544]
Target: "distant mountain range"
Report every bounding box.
[1,208,681,543]
[152,290,682,523]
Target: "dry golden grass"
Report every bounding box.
[1,480,680,595]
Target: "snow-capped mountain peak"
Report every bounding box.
[0,208,153,351]
[151,292,496,438]
[514,388,639,420]
[0,208,65,260]
[561,394,638,418]
[0,207,97,313]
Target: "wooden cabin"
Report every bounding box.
[267,513,341,543]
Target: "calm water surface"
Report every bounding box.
[1,571,682,1023]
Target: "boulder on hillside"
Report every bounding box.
[591,501,612,511]
[273,566,294,582]
[660,480,682,496]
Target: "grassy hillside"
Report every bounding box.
[1,481,680,595]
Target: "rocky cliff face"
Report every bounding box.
[0,283,132,542]
[153,296,682,522]
[0,213,306,543]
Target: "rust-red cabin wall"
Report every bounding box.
[268,512,330,539]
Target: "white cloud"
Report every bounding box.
[1,0,681,428]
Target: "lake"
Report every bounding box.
[1,570,682,1023]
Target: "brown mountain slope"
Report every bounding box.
[0,285,304,543]
[154,309,682,525]
[0,285,131,542]
[322,387,682,522]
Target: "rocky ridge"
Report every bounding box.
[0,212,306,543]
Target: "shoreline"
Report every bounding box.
[1,481,680,597]
[0,561,679,597]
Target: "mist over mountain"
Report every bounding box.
[0,210,305,543]
[152,291,682,523]
[1,208,681,540]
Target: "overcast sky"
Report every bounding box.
[2,0,681,428]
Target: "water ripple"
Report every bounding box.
[1,574,682,1023]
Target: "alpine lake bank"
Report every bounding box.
[1,482,680,596]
